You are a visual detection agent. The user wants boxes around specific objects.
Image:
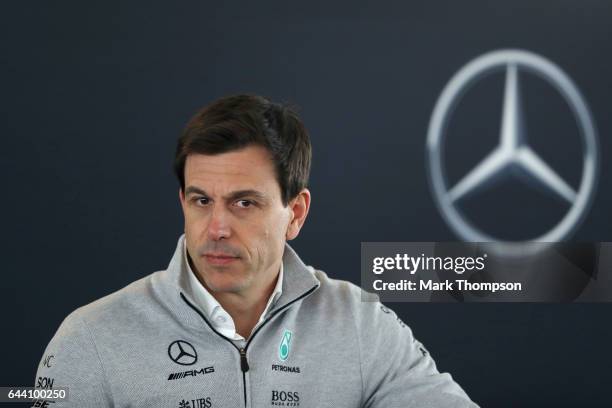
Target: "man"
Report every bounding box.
[34,95,478,407]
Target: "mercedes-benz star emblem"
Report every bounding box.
[168,340,198,366]
[426,49,599,256]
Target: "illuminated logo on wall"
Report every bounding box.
[426,49,599,256]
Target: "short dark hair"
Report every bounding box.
[174,95,312,206]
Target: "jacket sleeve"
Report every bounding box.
[32,310,112,407]
[354,297,479,408]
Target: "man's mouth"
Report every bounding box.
[203,253,240,265]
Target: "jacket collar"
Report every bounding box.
[153,234,320,332]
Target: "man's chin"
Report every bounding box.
[208,282,249,295]
[202,273,250,295]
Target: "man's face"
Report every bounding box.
[179,145,294,296]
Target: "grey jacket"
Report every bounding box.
[33,235,479,407]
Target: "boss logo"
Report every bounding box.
[271,390,300,406]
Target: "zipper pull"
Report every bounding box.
[239,348,249,372]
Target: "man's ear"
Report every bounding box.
[286,188,311,241]
[179,188,186,213]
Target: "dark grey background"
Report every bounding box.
[2,1,611,406]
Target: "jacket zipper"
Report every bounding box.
[239,347,248,407]
[180,284,318,408]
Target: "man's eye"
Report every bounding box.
[195,197,210,206]
[235,200,254,208]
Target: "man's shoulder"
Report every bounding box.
[306,266,406,329]
[64,270,165,329]
[311,268,363,298]
[306,267,380,312]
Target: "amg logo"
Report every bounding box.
[271,390,300,406]
[271,364,301,373]
[168,366,215,381]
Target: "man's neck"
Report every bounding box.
[214,278,277,339]
[186,251,281,339]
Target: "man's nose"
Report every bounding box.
[207,205,231,241]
